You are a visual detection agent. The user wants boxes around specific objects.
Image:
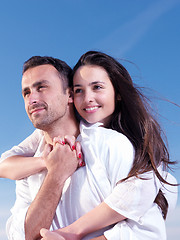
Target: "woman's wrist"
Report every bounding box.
[55,223,82,240]
[37,157,46,170]
[62,215,92,239]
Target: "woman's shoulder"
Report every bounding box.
[99,126,133,147]
[81,121,134,150]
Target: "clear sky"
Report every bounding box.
[0,0,180,239]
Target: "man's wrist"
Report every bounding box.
[46,171,67,187]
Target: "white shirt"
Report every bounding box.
[1,122,178,240]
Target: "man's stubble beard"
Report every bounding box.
[30,107,67,131]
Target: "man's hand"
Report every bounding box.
[25,138,82,240]
[43,141,79,184]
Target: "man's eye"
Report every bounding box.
[23,91,30,97]
[37,86,45,91]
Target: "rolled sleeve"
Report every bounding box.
[6,179,32,240]
[1,129,42,162]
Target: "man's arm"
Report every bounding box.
[25,142,79,240]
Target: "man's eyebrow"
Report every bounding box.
[32,80,49,88]
[22,80,49,93]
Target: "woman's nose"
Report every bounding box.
[84,90,94,103]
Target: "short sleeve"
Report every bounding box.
[104,171,159,222]
[106,133,134,187]
[161,172,178,217]
[1,129,42,162]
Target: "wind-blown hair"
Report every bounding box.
[71,50,177,219]
[23,56,72,93]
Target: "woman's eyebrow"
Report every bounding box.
[74,81,105,87]
[73,83,82,87]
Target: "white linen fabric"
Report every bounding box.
[1,122,177,240]
[0,129,43,161]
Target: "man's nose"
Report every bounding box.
[29,91,39,105]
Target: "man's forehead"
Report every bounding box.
[21,65,60,88]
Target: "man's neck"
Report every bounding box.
[42,108,79,145]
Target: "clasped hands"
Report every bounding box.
[42,135,85,180]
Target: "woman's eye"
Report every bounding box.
[74,89,82,94]
[94,85,102,90]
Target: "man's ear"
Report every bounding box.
[68,89,74,103]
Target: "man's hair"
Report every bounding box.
[23,56,72,92]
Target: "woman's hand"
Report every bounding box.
[41,135,85,185]
[42,141,78,184]
[40,227,80,240]
[53,135,85,167]
[40,228,107,240]
[40,228,65,240]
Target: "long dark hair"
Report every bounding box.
[71,50,177,219]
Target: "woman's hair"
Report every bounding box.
[23,56,72,93]
[71,50,177,219]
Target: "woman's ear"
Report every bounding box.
[117,94,121,101]
[68,89,74,103]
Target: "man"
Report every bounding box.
[2,56,107,240]
[5,56,80,240]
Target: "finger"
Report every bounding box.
[64,135,76,150]
[40,228,49,237]
[53,136,65,145]
[75,141,82,159]
[42,144,53,158]
[76,141,85,167]
[40,228,65,240]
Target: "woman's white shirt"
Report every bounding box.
[1,122,177,240]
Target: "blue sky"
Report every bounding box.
[0,0,180,239]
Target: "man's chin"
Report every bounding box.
[32,121,50,131]
[32,121,44,129]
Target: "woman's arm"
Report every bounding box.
[0,129,44,180]
[0,155,45,180]
[50,173,163,240]
[40,228,107,240]
[52,202,125,240]
[0,133,83,181]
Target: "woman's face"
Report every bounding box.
[73,65,115,126]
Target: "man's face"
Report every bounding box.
[22,64,70,130]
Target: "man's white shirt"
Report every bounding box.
[1,122,178,240]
